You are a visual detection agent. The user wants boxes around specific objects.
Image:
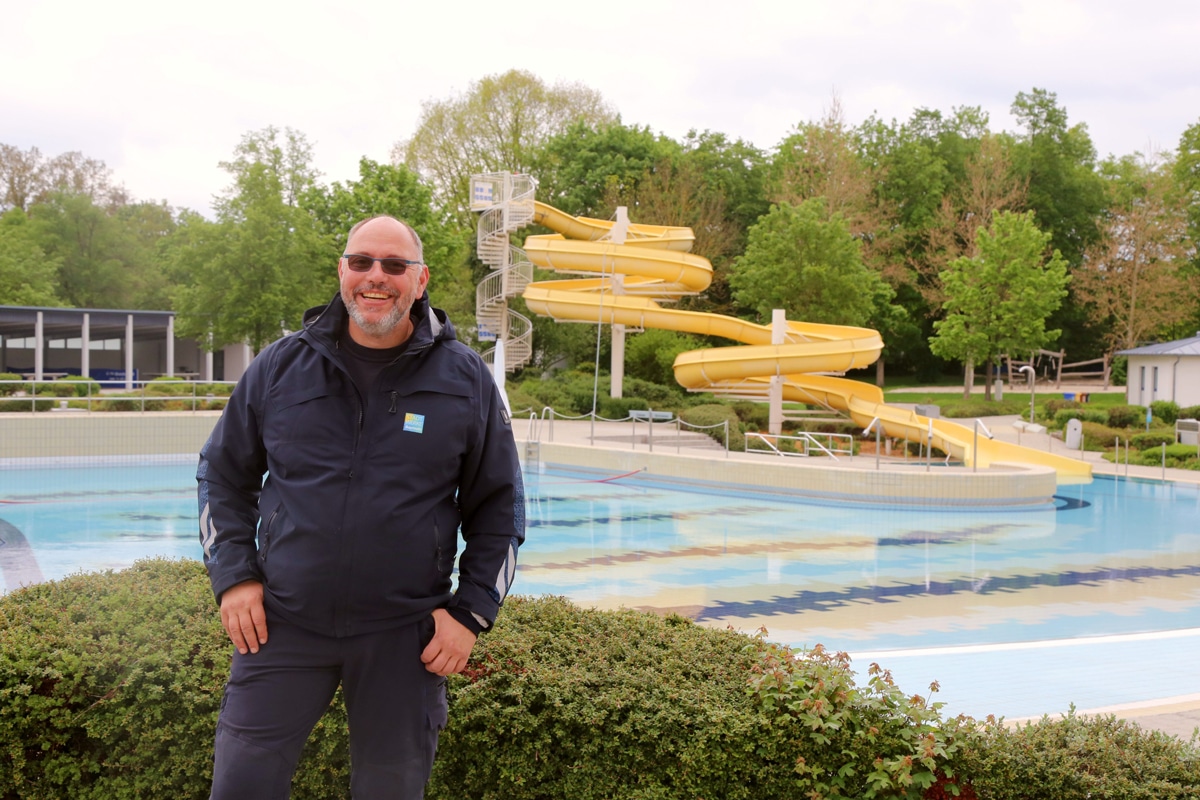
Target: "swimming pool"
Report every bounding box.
[3,461,1198,718]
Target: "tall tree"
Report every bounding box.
[168,127,327,352]
[28,192,173,309]
[930,211,1069,398]
[303,158,473,334]
[1074,157,1196,353]
[0,208,62,306]
[395,70,616,220]
[0,144,121,212]
[767,97,893,261]
[530,121,678,219]
[730,198,885,327]
[918,133,1027,307]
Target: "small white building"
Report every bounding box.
[1118,333,1200,408]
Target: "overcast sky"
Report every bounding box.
[4,0,1197,217]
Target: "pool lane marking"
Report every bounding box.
[849,626,1200,660]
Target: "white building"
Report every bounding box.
[1118,333,1200,408]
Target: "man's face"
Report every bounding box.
[339,219,429,348]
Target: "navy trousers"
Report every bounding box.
[210,616,447,800]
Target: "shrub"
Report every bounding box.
[1054,408,1108,428]
[956,709,1200,799]
[679,403,743,450]
[0,372,27,395]
[431,597,967,800]
[1106,405,1145,429]
[1044,398,1082,417]
[1132,431,1178,450]
[1151,400,1180,425]
[938,399,1026,418]
[0,559,353,800]
[0,398,53,412]
[57,376,101,397]
[731,400,770,428]
[597,395,649,418]
[1179,405,1200,422]
[1079,421,1123,448]
[31,381,77,398]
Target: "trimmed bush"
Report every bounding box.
[1151,400,1180,425]
[1053,408,1109,428]
[431,597,967,800]
[679,403,743,450]
[956,709,1200,799]
[1132,431,1178,450]
[1180,406,1200,422]
[1079,421,1123,448]
[1106,405,1145,429]
[1044,398,1082,417]
[57,376,101,397]
[0,373,27,396]
[597,395,650,418]
[4,564,1199,799]
[0,559,352,800]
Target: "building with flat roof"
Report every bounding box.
[0,304,254,387]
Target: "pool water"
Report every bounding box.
[3,461,1198,719]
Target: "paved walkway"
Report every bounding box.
[517,397,1200,741]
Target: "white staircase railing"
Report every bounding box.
[471,172,537,372]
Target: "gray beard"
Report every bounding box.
[345,295,407,337]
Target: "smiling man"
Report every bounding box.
[197,215,524,799]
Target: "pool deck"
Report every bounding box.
[515,407,1200,740]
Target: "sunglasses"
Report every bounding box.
[342,253,424,276]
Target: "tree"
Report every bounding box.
[918,133,1027,307]
[0,144,121,212]
[303,158,473,335]
[730,198,884,327]
[930,211,1069,399]
[167,127,327,352]
[767,98,893,260]
[1009,89,1107,266]
[394,70,616,220]
[528,121,676,219]
[28,192,174,309]
[0,208,62,306]
[1074,157,1196,353]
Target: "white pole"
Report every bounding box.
[769,309,786,436]
[493,338,512,415]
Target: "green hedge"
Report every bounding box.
[957,709,1200,799]
[4,561,1199,799]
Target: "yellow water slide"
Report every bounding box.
[521,202,1092,480]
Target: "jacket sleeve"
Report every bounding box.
[197,353,271,603]
[447,364,524,632]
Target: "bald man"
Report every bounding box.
[198,215,524,799]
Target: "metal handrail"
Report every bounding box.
[745,430,853,460]
[0,379,236,413]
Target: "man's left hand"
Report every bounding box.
[420,608,478,676]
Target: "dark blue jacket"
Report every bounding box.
[197,292,524,638]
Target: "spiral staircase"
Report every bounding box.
[471,173,536,372]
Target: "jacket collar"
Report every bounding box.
[300,291,453,356]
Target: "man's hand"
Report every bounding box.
[420,608,477,676]
[220,580,267,655]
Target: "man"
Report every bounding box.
[197,215,524,799]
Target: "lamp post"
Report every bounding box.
[1018,365,1036,424]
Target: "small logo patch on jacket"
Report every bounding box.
[403,413,425,434]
